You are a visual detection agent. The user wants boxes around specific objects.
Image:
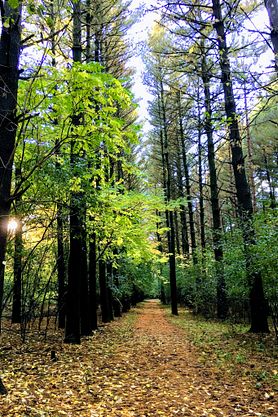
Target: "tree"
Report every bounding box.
[265,0,278,72]
[200,45,227,319]
[250,88,278,208]
[211,0,269,332]
[0,1,22,331]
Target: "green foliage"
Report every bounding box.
[8,0,19,9]
[116,259,159,303]
[88,189,165,265]
[223,227,248,314]
[169,307,277,390]
[7,60,167,323]
[250,85,278,203]
[254,211,278,313]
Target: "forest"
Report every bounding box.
[0,0,277,416]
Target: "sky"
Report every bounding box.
[127,1,274,134]
[127,1,157,133]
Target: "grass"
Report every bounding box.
[164,306,278,391]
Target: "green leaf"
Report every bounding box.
[8,0,19,8]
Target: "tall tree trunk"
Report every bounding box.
[99,259,113,323]
[201,52,227,319]
[80,215,90,336]
[88,233,98,330]
[0,2,22,331]
[112,255,122,317]
[49,0,66,330]
[64,0,83,344]
[212,0,269,332]
[56,203,66,329]
[197,91,206,252]
[174,210,181,255]
[12,218,23,324]
[106,261,114,320]
[12,168,23,324]
[85,0,99,333]
[177,92,197,264]
[174,112,190,256]
[156,211,166,304]
[159,82,178,316]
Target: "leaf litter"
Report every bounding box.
[0,300,277,416]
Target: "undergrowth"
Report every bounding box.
[165,305,278,392]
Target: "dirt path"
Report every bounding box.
[0,300,276,416]
[89,300,276,417]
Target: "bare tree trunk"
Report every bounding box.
[49,0,66,329]
[12,169,23,324]
[89,233,98,330]
[197,92,206,252]
[80,215,90,336]
[174,210,181,255]
[56,204,66,329]
[0,2,22,332]
[64,1,83,344]
[159,82,178,316]
[198,120,206,252]
[156,211,166,304]
[99,259,113,323]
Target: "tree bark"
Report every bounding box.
[159,81,178,316]
[99,259,113,323]
[64,192,82,344]
[11,166,23,323]
[80,217,90,336]
[156,212,166,304]
[197,91,206,252]
[174,210,181,255]
[89,233,98,330]
[49,0,66,330]
[56,203,66,329]
[0,2,22,331]
[64,0,83,344]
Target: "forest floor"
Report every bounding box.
[0,300,277,417]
